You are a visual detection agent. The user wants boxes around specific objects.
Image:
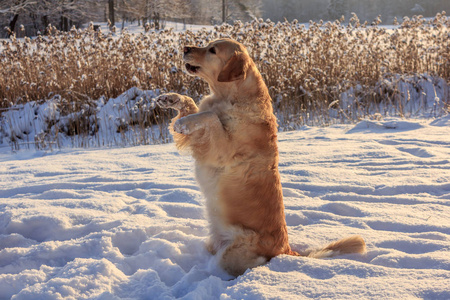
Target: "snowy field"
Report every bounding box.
[0,115,449,299]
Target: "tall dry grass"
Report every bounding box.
[0,13,449,149]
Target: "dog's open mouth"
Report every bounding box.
[185,63,200,74]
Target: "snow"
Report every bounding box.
[0,88,170,150]
[0,115,449,299]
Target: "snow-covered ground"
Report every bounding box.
[0,116,449,299]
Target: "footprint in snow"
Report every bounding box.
[321,202,366,217]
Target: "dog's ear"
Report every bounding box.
[217,52,248,82]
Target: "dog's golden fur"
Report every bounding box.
[156,39,366,276]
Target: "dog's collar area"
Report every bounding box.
[185,63,200,73]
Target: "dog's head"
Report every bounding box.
[183,39,251,85]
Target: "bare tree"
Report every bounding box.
[327,0,347,21]
[0,0,36,35]
[1,0,101,36]
[223,0,226,23]
[235,0,262,20]
[225,0,262,23]
[108,0,115,26]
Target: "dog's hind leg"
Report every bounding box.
[218,232,267,277]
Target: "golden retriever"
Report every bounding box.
[156,38,366,276]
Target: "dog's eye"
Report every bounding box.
[209,47,216,54]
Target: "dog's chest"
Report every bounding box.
[195,163,223,214]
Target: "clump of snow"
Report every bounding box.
[0,97,60,148]
[331,74,448,125]
[0,117,449,299]
[0,88,170,150]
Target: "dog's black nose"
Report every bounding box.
[184,46,192,54]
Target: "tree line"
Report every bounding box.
[262,0,450,24]
[0,0,262,37]
[2,0,448,38]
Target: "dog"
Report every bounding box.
[156,38,366,276]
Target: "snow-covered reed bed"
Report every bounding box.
[0,13,449,150]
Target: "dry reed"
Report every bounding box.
[0,13,448,149]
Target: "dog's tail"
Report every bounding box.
[290,235,366,258]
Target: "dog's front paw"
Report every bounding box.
[174,117,195,135]
[155,93,184,110]
[173,118,188,134]
[172,112,217,135]
[173,114,206,135]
